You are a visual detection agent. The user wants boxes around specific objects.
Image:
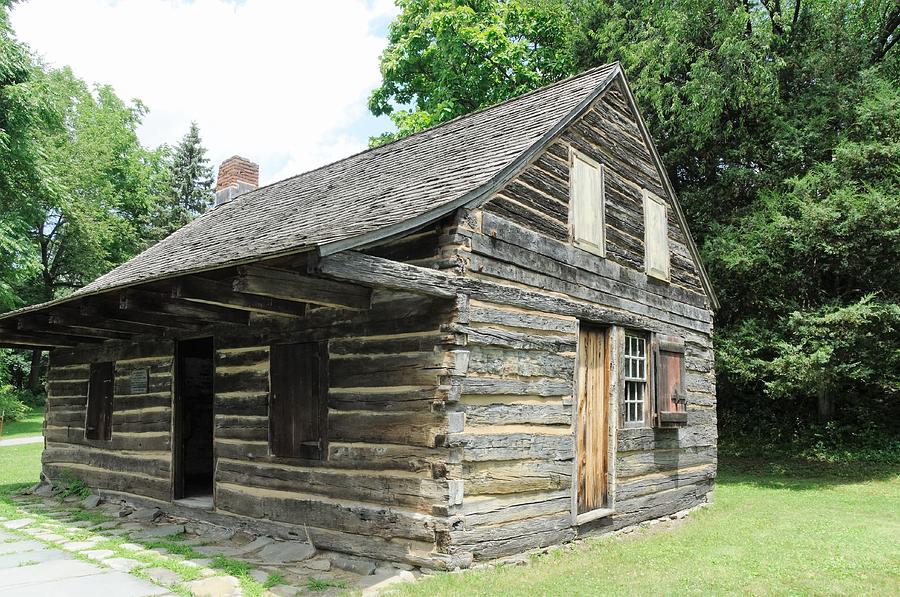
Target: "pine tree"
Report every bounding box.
[168,121,213,221]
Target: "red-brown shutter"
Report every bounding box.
[85,362,114,440]
[655,336,687,427]
[269,342,328,459]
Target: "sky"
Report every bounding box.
[11,0,399,185]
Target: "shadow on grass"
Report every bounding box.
[719,456,899,491]
[0,482,35,500]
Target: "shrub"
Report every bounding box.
[0,385,29,423]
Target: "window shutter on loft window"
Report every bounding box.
[654,335,687,427]
[269,341,329,459]
[570,150,605,256]
[643,190,670,281]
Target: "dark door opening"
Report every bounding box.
[174,337,215,502]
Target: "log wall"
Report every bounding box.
[45,340,175,502]
[210,291,466,568]
[441,78,717,560]
[42,290,472,569]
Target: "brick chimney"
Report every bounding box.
[215,155,259,206]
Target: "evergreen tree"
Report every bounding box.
[166,121,213,228]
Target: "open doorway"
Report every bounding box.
[173,337,215,506]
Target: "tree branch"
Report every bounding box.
[761,0,784,38]
[789,0,801,41]
[871,7,900,64]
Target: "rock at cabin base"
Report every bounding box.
[81,494,102,509]
[255,540,316,564]
[330,553,377,576]
[184,575,242,597]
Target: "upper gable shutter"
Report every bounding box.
[654,335,687,427]
[644,191,669,280]
[571,151,605,255]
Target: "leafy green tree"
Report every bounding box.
[709,72,900,423]
[371,0,900,437]
[8,67,166,391]
[0,0,58,310]
[368,0,577,145]
[18,67,158,306]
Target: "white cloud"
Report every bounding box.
[11,0,398,185]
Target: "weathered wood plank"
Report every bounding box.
[216,458,449,511]
[234,265,371,310]
[215,482,442,542]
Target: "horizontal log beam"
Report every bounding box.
[19,315,132,340]
[233,265,371,310]
[0,330,81,347]
[120,289,250,326]
[172,277,307,318]
[316,252,456,299]
[317,252,710,335]
[81,303,198,330]
[50,308,166,336]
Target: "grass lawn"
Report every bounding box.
[0,442,42,495]
[1,442,896,596]
[0,407,44,439]
[397,459,899,596]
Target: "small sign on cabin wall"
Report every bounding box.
[129,368,149,394]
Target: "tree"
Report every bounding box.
[158,121,213,235]
[0,0,58,310]
[368,0,577,145]
[370,0,900,437]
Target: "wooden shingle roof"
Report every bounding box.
[77,63,617,297]
[0,62,717,323]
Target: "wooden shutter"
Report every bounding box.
[571,151,605,255]
[85,362,114,440]
[643,190,669,280]
[654,336,687,427]
[269,342,328,459]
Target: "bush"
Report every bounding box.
[0,385,29,422]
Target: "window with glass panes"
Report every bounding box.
[623,334,647,426]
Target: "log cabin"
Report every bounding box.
[0,63,718,569]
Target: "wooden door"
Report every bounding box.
[576,326,610,515]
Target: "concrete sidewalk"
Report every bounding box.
[0,529,171,597]
[0,435,43,447]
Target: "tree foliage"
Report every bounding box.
[0,1,214,392]
[371,0,900,437]
[368,0,577,145]
[156,120,214,237]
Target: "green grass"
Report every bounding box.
[263,572,285,588]
[0,442,42,495]
[4,440,897,596]
[394,458,899,597]
[0,408,43,439]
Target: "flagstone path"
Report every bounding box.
[0,435,43,447]
[0,528,171,597]
[0,487,422,596]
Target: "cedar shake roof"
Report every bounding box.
[79,63,617,296]
[0,62,717,322]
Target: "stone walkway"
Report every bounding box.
[0,435,43,447]
[1,486,422,596]
[0,528,170,597]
